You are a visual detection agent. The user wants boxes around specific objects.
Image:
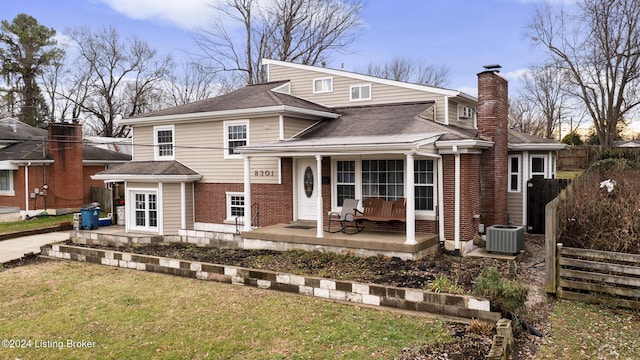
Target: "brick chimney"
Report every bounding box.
[48,123,84,209]
[477,65,508,226]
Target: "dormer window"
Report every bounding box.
[350,84,371,101]
[313,77,333,93]
[458,105,475,120]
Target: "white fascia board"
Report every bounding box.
[435,139,494,154]
[83,160,130,165]
[13,160,54,166]
[121,105,339,126]
[262,59,474,99]
[508,143,568,151]
[91,174,202,182]
[0,161,19,170]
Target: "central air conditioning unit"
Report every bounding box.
[485,225,524,255]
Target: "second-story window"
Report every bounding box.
[154,125,174,160]
[224,120,249,158]
[350,84,371,101]
[313,77,333,93]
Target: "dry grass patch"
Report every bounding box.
[0,260,451,359]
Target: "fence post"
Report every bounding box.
[545,197,559,294]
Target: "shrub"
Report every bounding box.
[467,318,495,335]
[472,267,527,314]
[559,163,640,254]
[428,275,463,294]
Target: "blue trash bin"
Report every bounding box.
[81,206,100,230]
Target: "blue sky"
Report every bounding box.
[2,0,562,97]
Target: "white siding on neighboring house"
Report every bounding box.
[507,192,523,226]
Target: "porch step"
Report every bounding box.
[290,220,316,228]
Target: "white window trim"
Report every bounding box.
[350,84,372,101]
[0,170,15,196]
[312,77,333,93]
[154,125,175,161]
[225,191,245,223]
[329,157,437,219]
[414,159,437,217]
[530,155,546,178]
[508,154,521,193]
[223,120,250,159]
[128,188,159,232]
[458,104,475,119]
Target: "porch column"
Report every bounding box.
[315,155,324,238]
[243,156,252,231]
[405,153,416,245]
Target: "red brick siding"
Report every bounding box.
[477,71,509,227]
[194,158,294,226]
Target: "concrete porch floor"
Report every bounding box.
[241,223,440,260]
[73,223,440,260]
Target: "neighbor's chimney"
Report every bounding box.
[48,122,84,209]
[477,64,509,226]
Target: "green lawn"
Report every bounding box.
[0,260,451,359]
[534,300,640,359]
[0,214,73,235]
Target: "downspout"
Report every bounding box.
[454,145,461,251]
[443,96,449,125]
[279,114,284,141]
[25,163,31,214]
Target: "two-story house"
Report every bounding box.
[93,60,565,257]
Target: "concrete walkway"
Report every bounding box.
[0,231,70,263]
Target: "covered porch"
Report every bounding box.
[69,223,439,260]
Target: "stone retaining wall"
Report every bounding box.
[41,243,501,322]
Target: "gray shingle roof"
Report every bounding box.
[97,161,199,176]
[0,117,47,141]
[83,145,131,162]
[135,81,333,118]
[298,102,475,141]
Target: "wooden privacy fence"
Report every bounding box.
[554,245,640,309]
[545,184,640,309]
[91,186,112,213]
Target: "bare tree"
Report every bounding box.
[362,56,451,87]
[66,26,171,137]
[195,0,364,85]
[509,97,546,137]
[519,64,571,139]
[529,0,640,147]
[161,62,230,107]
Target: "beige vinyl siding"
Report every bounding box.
[448,99,477,130]
[507,192,524,226]
[132,126,154,160]
[269,63,447,121]
[184,183,194,229]
[127,182,158,189]
[283,117,317,138]
[132,116,281,184]
[162,182,182,234]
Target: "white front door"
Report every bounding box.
[296,159,318,220]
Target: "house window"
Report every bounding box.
[336,160,355,206]
[458,105,475,119]
[313,77,333,93]
[414,159,435,211]
[154,125,174,160]
[133,192,158,230]
[226,192,245,220]
[224,120,249,158]
[362,160,404,201]
[509,155,521,192]
[350,84,371,101]
[0,170,14,195]
[531,156,546,178]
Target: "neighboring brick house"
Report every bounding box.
[94,60,565,254]
[0,118,131,218]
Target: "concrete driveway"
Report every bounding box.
[0,231,70,263]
